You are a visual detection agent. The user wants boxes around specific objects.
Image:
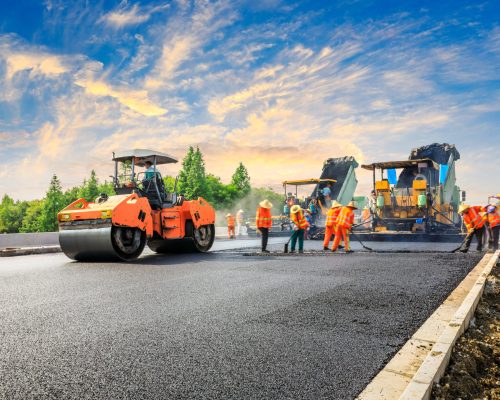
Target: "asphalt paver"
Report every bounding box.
[0,239,484,399]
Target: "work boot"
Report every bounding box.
[261,249,270,253]
[299,250,304,253]
[459,248,468,253]
[331,248,337,253]
[345,250,354,254]
[323,246,329,250]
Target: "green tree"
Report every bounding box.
[163,175,176,193]
[177,146,194,195]
[186,147,207,199]
[0,195,28,233]
[20,200,45,233]
[231,162,251,195]
[79,170,100,202]
[38,174,64,232]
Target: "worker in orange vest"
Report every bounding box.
[226,213,236,239]
[290,205,309,253]
[256,199,273,252]
[457,204,486,252]
[332,201,357,253]
[323,201,342,250]
[484,204,499,252]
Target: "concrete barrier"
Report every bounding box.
[0,232,59,249]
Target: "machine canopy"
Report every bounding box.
[112,149,178,166]
[361,159,438,171]
[283,178,337,186]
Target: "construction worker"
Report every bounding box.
[323,201,342,250]
[361,206,371,229]
[290,205,309,253]
[144,161,156,180]
[256,200,273,252]
[457,204,486,252]
[226,213,235,239]
[485,204,499,252]
[236,209,245,236]
[332,201,357,253]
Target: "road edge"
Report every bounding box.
[357,250,500,400]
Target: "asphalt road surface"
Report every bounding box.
[0,237,483,399]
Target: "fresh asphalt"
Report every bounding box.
[0,237,483,399]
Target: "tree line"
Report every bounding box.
[0,147,281,233]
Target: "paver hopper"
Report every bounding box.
[58,149,216,261]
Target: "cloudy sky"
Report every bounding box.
[0,0,499,203]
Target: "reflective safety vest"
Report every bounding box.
[485,206,500,228]
[291,209,309,230]
[325,208,341,228]
[256,207,272,228]
[227,215,235,227]
[463,206,485,230]
[336,207,355,229]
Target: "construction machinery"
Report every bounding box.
[58,149,216,261]
[359,143,463,240]
[245,157,359,237]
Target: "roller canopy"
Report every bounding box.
[113,149,178,165]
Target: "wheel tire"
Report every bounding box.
[147,222,215,254]
[110,226,146,260]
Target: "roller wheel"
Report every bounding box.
[192,224,215,252]
[111,226,146,260]
[147,223,215,254]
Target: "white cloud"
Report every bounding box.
[100,3,169,29]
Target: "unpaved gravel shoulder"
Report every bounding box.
[432,258,500,400]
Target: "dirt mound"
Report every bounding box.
[432,259,500,399]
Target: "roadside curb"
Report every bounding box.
[0,236,254,257]
[357,250,500,400]
[0,245,62,257]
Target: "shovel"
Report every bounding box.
[284,230,298,253]
[350,231,374,252]
[451,229,474,253]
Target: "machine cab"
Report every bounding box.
[112,149,179,209]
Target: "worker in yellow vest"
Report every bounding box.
[323,201,342,250]
[290,205,309,253]
[256,200,273,252]
[226,213,235,239]
[332,201,357,253]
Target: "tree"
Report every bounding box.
[163,176,177,193]
[231,162,251,195]
[20,200,45,233]
[79,170,100,202]
[177,146,194,195]
[0,195,28,233]
[177,146,208,200]
[38,174,64,232]
[186,147,207,199]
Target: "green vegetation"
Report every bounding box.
[0,147,281,233]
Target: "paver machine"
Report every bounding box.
[360,143,463,239]
[58,149,216,261]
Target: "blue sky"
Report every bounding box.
[0,0,499,202]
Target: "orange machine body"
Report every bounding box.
[58,193,215,240]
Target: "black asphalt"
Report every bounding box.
[0,240,483,399]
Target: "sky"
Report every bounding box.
[0,0,499,204]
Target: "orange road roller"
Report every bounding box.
[58,149,216,261]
